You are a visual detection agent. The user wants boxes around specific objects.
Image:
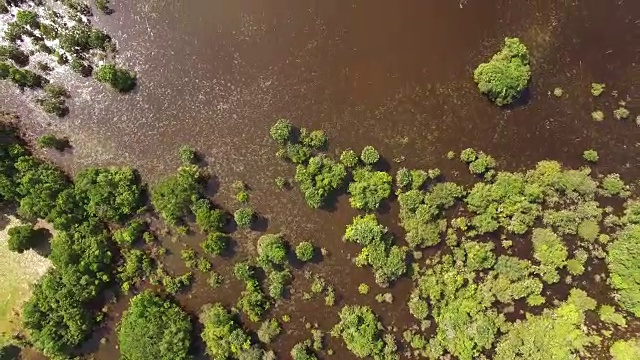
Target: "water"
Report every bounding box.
[2,0,639,359]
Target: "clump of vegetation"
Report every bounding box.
[7,224,40,253]
[258,318,282,344]
[473,37,531,106]
[270,119,293,145]
[275,176,287,189]
[340,149,359,168]
[37,134,67,150]
[300,128,327,149]
[331,305,396,359]
[96,0,114,14]
[94,63,136,92]
[358,283,369,294]
[610,338,640,360]
[177,145,196,164]
[295,241,315,262]
[614,107,630,120]
[117,249,153,292]
[294,155,346,208]
[151,165,202,226]
[360,145,380,165]
[201,232,229,256]
[191,198,226,233]
[591,110,605,122]
[591,82,605,96]
[348,168,392,210]
[531,228,568,283]
[607,223,640,316]
[583,149,599,162]
[553,87,563,97]
[257,234,288,268]
[234,207,254,229]
[201,303,264,358]
[117,291,192,360]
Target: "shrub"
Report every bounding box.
[113,219,145,248]
[178,145,196,164]
[9,67,43,88]
[275,176,287,189]
[70,57,92,77]
[15,10,39,29]
[607,224,640,316]
[340,149,359,167]
[531,228,568,283]
[258,318,281,344]
[200,303,254,358]
[37,134,66,150]
[360,146,380,165]
[583,149,599,162]
[94,63,136,92]
[233,261,254,282]
[300,129,327,149]
[610,339,640,360]
[473,37,530,106]
[358,283,369,294]
[270,119,292,145]
[348,169,392,210]
[614,107,630,120]
[151,165,202,226]
[234,207,254,229]
[460,147,477,163]
[201,232,229,256]
[591,82,605,96]
[37,96,68,117]
[553,87,563,97]
[257,234,287,267]
[96,0,113,14]
[295,241,314,262]
[74,167,142,222]
[0,44,29,66]
[331,305,394,359]
[237,280,270,322]
[294,155,346,208]
[591,110,604,122]
[267,268,292,299]
[191,198,226,233]
[118,291,192,360]
[7,224,39,253]
[284,143,311,164]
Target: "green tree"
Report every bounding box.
[348,169,392,210]
[151,165,202,226]
[7,224,39,253]
[607,224,640,316]
[202,232,229,256]
[473,37,530,106]
[360,146,380,165]
[270,119,292,145]
[295,241,314,262]
[118,291,192,360]
[234,207,254,229]
[94,63,136,92]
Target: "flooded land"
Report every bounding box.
[0,0,639,359]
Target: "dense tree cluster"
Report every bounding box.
[331,305,397,359]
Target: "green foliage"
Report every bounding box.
[614,107,630,120]
[583,149,599,162]
[178,145,196,164]
[295,241,315,262]
[267,268,292,299]
[607,224,640,316]
[233,261,255,282]
[283,143,312,164]
[191,198,226,233]
[577,219,599,241]
[601,173,628,197]
[610,338,640,360]
[598,305,627,327]
[117,249,153,292]
[348,169,392,210]
[358,283,369,294]
[300,128,327,149]
[151,165,202,226]
[275,176,287,189]
[7,224,39,253]
[270,119,293,145]
[494,289,597,360]
[468,152,496,175]
[340,149,359,168]
[481,256,542,304]
[256,234,287,268]
[473,37,531,106]
[360,146,380,165]
[9,67,43,88]
[294,155,346,208]
[237,280,270,322]
[202,232,229,256]
[200,303,254,358]
[0,44,29,65]
[291,340,318,360]
[118,291,192,360]
[345,214,387,245]
[258,318,281,344]
[113,219,145,248]
[462,241,496,271]
[15,10,39,29]
[74,167,142,222]
[96,0,113,14]
[94,63,136,92]
[591,110,604,121]
[591,82,605,96]
[234,207,254,229]
[331,305,395,359]
[531,228,567,283]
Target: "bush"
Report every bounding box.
[348,169,392,210]
[614,107,630,120]
[294,155,346,208]
[15,10,39,29]
[178,145,196,164]
[0,44,29,66]
[295,241,314,262]
[331,305,395,358]
[37,134,66,150]
[74,167,142,222]
[473,37,530,106]
[94,63,136,92]
[591,82,605,96]
[460,148,477,163]
[200,303,253,358]
[151,165,202,226]
[191,198,225,233]
[583,149,599,162]
[234,207,254,229]
[610,339,640,360]
[237,280,270,322]
[258,318,281,344]
[257,234,287,267]
[270,119,292,145]
[201,232,229,256]
[96,0,113,15]
[607,224,640,316]
[233,261,255,282]
[360,146,380,165]
[113,219,145,248]
[531,228,567,283]
[300,129,327,149]
[340,149,359,168]
[591,110,604,122]
[7,224,39,253]
[37,96,68,117]
[9,67,43,88]
[70,57,92,77]
[118,291,192,360]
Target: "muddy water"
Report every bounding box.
[2,0,639,359]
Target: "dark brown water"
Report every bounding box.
[3,0,639,359]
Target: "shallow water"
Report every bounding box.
[2,0,639,359]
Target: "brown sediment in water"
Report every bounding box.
[2,0,639,359]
